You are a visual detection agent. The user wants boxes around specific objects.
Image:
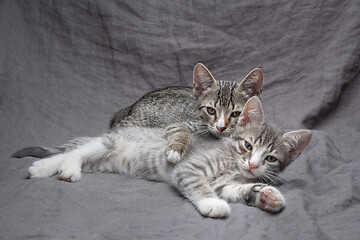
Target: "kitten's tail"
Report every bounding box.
[12,136,93,159]
[11,147,61,158]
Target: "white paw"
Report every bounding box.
[58,168,81,182]
[29,165,56,178]
[255,186,285,212]
[58,158,82,182]
[166,150,182,163]
[28,155,65,178]
[197,198,230,218]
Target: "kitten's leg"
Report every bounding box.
[28,154,66,178]
[214,182,286,212]
[57,137,109,182]
[172,165,230,218]
[164,123,190,163]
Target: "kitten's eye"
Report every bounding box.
[265,156,277,162]
[244,140,252,151]
[231,111,241,118]
[207,107,216,115]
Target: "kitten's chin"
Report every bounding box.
[240,168,258,179]
[210,129,231,137]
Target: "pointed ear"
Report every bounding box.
[237,96,264,128]
[193,63,216,97]
[283,130,312,163]
[239,68,263,97]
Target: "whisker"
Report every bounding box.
[262,171,286,186]
[264,175,279,186]
[264,170,287,182]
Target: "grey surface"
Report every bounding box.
[1,1,359,239]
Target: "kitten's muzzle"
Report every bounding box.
[216,126,226,133]
[249,162,258,170]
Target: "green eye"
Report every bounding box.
[265,156,277,162]
[231,111,241,118]
[244,140,252,151]
[207,107,216,115]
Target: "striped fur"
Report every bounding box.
[25,97,312,218]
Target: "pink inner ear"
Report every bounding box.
[193,63,215,96]
[238,116,250,127]
[248,79,263,96]
[242,68,264,96]
[238,96,264,128]
[283,130,312,159]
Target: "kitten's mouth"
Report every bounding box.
[211,129,230,137]
[245,170,255,176]
[241,168,257,178]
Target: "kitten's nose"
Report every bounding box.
[216,126,226,133]
[249,163,258,170]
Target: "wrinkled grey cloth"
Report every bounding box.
[1,1,359,239]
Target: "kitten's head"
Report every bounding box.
[193,63,263,137]
[230,96,312,181]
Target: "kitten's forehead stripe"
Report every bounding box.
[254,125,281,154]
[255,127,267,144]
[268,143,275,152]
[216,80,239,108]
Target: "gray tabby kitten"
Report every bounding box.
[13,63,264,163]
[26,96,311,218]
[111,63,263,163]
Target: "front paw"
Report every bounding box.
[165,149,182,163]
[251,186,285,212]
[165,143,187,163]
[197,198,230,218]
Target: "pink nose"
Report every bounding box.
[216,126,226,133]
[249,163,258,170]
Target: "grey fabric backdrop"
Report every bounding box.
[1,0,359,239]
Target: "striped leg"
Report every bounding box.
[172,161,230,218]
[164,123,190,163]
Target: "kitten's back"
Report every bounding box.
[110,87,197,128]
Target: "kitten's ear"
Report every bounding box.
[239,68,263,97]
[237,96,264,128]
[283,130,312,164]
[193,63,216,97]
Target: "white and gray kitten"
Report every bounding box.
[25,96,311,218]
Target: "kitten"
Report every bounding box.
[13,63,264,163]
[112,63,264,163]
[25,96,311,218]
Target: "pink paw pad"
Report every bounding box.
[59,176,72,182]
[259,189,279,209]
[58,170,75,182]
[265,189,273,194]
